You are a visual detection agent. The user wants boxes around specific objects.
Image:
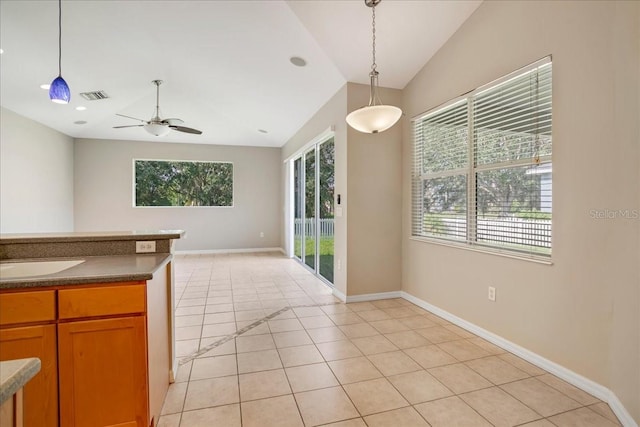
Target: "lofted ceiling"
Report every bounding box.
[0,0,481,147]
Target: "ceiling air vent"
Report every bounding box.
[79,90,109,101]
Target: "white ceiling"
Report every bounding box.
[0,0,481,147]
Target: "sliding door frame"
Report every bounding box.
[285,128,335,286]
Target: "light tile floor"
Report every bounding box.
[158,252,622,427]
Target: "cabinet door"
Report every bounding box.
[58,317,148,427]
[0,325,58,427]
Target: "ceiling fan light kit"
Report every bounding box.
[113,80,202,137]
[49,0,71,104]
[144,123,171,137]
[346,0,402,134]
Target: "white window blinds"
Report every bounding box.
[412,99,468,241]
[412,58,552,258]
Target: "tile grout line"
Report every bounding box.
[232,287,243,427]
[178,302,341,365]
[270,314,305,426]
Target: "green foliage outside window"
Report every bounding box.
[135,160,233,207]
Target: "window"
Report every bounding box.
[134,160,233,207]
[412,58,552,258]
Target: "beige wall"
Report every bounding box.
[609,1,640,422]
[281,85,348,296]
[281,83,403,298]
[401,0,639,422]
[346,83,403,296]
[74,138,282,252]
[0,107,74,233]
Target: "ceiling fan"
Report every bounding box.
[114,80,202,137]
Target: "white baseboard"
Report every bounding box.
[332,288,347,302]
[607,390,639,427]
[344,291,402,303]
[175,247,285,255]
[400,291,638,427]
[332,290,402,303]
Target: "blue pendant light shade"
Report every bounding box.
[49,76,70,104]
[50,0,70,104]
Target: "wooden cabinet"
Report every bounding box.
[0,325,58,427]
[57,283,149,427]
[0,271,171,427]
[58,317,148,427]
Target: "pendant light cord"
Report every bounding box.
[58,0,62,76]
[368,1,381,106]
[371,4,377,74]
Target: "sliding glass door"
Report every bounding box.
[318,139,335,283]
[293,157,303,261]
[292,137,335,284]
[304,148,316,270]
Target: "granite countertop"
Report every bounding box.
[0,358,41,404]
[0,230,184,244]
[0,253,172,289]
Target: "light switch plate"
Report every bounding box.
[488,286,496,302]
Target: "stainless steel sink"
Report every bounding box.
[0,260,85,279]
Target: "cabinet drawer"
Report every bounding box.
[0,290,56,326]
[59,284,145,319]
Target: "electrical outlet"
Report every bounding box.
[260,232,264,238]
[136,241,156,253]
[337,259,341,270]
[488,286,496,302]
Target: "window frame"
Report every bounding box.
[132,158,234,208]
[411,56,552,263]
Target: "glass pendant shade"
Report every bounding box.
[144,123,171,137]
[346,104,402,134]
[49,75,70,104]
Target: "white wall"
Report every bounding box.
[0,107,74,233]
[74,138,282,252]
[401,1,639,422]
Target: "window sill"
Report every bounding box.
[409,236,554,265]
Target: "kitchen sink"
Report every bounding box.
[0,259,85,279]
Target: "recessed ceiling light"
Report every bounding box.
[289,56,307,67]
[75,106,86,111]
[74,120,87,125]
[0,49,4,54]
[258,129,268,134]
[40,84,51,90]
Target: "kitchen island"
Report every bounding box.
[0,230,183,427]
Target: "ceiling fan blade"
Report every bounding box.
[113,125,144,129]
[170,125,202,135]
[161,118,184,126]
[116,113,147,122]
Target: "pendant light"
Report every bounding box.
[346,0,402,134]
[49,0,71,104]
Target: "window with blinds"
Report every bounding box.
[412,57,552,258]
